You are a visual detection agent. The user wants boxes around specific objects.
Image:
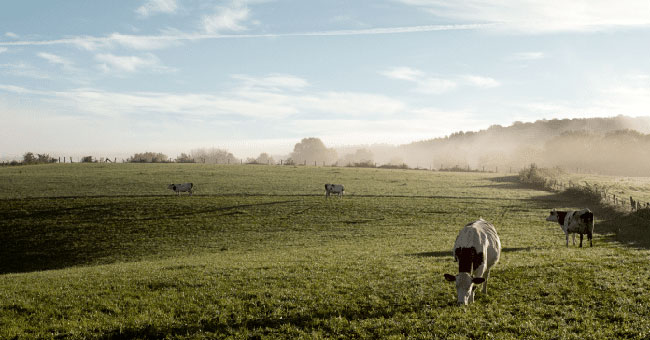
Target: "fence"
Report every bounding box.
[546,179,650,212]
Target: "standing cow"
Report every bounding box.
[444,219,501,305]
[546,208,594,247]
[325,184,345,198]
[167,183,194,196]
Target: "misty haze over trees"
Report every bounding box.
[7,116,650,177]
[386,115,650,176]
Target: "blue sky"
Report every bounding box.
[1,0,650,159]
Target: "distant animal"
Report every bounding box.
[167,183,193,196]
[444,219,501,306]
[324,184,344,198]
[545,208,594,247]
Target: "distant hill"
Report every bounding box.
[338,116,650,176]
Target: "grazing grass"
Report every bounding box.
[1,164,649,339]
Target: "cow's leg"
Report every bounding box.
[579,233,583,247]
[482,268,490,294]
[472,264,488,294]
[571,233,576,246]
[565,233,569,247]
[588,230,593,247]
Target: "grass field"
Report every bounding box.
[1,164,649,339]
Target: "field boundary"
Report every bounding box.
[0,193,541,201]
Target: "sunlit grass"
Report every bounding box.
[1,164,648,339]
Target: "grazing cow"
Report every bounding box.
[167,183,193,196]
[546,208,594,247]
[325,184,345,198]
[444,219,501,305]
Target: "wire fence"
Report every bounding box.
[545,179,650,212]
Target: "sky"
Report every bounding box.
[1,0,650,160]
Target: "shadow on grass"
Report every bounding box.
[408,247,535,258]
[479,176,536,190]
[0,199,301,274]
[531,186,650,249]
[99,298,444,340]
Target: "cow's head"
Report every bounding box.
[444,272,485,305]
[167,184,176,190]
[546,209,559,222]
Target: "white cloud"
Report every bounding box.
[0,62,50,79]
[415,77,458,94]
[0,47,7,54]
[0,73,407,120]
[105,32,181,50]
[382,66,457,94]
[399,0,650,33]
[462,75,500,88]
[37,52,74,69]
[381,66,424,81]
[202,3,250,33]
[136,0,178,17]
[232,74,310,91]
[94,53,170,73]
[510,52,545,61]
[297,92,406,116]
[5,32,18,38]
[382,67,499,93]
[0,24,489,51]
[0,84,37,94]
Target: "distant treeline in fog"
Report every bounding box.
[346,115,650,176]
[7,116,650,176]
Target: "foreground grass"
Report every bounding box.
[1,164,649,339]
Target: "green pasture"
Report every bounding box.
[0,164,649,339]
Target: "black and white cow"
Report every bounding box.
[167,183,193,196]
[444,219,501,305]
[546,208,594,247]
[325,184,344,198]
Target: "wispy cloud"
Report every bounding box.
[462,75,500,88]
[136,0,178,17]
[0,24,490,51]
[510,52,545,61]
[399,0,650,33]
[231,74,310,91]
[382,66,456,94]
[414,77,458,94]
[0,62,50,79]
[95,53,171,73]
[382,67,499,93]
[0,74,406,120]
[4,32,18,38]
[0,84,37,94]
[380,66,423,81]
[202,2,251,33]
[0,47,7,54]
[37,52,75,69]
